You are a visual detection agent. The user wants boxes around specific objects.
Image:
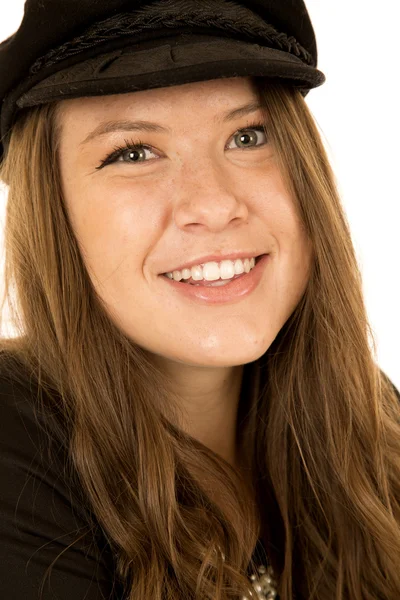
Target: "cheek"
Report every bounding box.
[259,182,312,294]
[283,230,313,304]
[62,179,164,277]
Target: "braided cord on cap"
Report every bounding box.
[29,0,314,75]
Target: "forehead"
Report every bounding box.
[56,76,259,123]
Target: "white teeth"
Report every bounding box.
[233,259,245,275]
[165,256,257,282]
[220,260,235,279]
[191,265,203,281]
[203,262,221,281]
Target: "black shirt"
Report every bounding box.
[0,354,123,599]
[1,353,398,599]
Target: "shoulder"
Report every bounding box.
[0,348,67,454]
[0,348,82,517]
[0,348,122,598]
[0,348,99,543]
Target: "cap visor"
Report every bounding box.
[17,36,326,107]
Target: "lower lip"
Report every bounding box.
[158,254,270,304]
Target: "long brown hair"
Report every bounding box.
[1,78,399,599]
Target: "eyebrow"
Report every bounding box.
[79,101,263,146]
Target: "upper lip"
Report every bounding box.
[160,251,267,274]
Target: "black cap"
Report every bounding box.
[0,0,326,165]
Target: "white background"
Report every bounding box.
[0,2,399,389]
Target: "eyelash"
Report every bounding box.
[96,121,268,170]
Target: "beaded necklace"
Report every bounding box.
[243,536,279,599]
[243,563,279,599]
[218,542,279,599]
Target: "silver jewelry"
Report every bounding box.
[242,563,279,599]
[217,546,279,599]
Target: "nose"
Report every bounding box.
[172,159,249,233]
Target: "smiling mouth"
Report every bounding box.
[158,252,271,302]
[162,254,267,285]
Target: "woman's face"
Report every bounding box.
[57,76,312,368]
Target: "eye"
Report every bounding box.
[95,122,269,170]
[227,122,268,151]
[96,140,157,170]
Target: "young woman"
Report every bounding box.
[0,1,399,599]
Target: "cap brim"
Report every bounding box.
[16,35,325,107]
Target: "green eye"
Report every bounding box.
[229,125,268,150]
[113,146,155,164]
